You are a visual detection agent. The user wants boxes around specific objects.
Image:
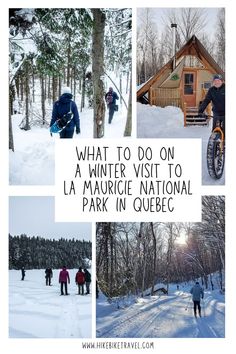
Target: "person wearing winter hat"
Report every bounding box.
[105,87,119,124]
[198,73,225,134]
[50,86,80,138]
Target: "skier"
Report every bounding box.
[45,267,53,286]
[75,267,85,295]
[59,266,70,295]
[105,87,119,124]
[198,74,225,135]
[190,281,204,317]
[84,268,91,295]
[21,267,25,281]
[50,86,80,138]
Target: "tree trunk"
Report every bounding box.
[58,76,62,98]
[124,74,132,136]
[73,66,76,99]
[109,224,114,297]
[80,68,86,112]
[52,75,58,103]
[92,9,106,138]
[20,74,24,101]
[126,71,129,94]
[119,74,122,106]
[67,36,71,87]
[24,61,30,130]
[150,222,157,295]
[9,85,14,151]
[32,70,35,103]
[41,75,46,125]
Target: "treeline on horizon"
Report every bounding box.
[9,234,92,269]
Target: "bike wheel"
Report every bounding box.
[207,132,225,179]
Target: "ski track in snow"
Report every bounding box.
[9,270,92,338]
[96,290,225,338]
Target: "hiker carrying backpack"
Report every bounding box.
[50,86,80,138]
[105,87,119,124]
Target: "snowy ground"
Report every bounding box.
[9,269,92,338]
[137,103,225,185]
[9,103,128,185]
[96,283,225,338]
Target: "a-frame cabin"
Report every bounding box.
[137,35,224,126]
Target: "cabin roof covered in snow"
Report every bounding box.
[137,35,224,99]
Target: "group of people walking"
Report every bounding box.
[50,86,119,138]
[59,266,91,296]
[20,266,91,296]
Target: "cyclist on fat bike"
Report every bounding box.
[198,74,225,135]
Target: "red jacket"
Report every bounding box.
[59,268,70,283]
[75,271,85,285]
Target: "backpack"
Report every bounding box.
[106,92,113,104]
[50,101,74,133]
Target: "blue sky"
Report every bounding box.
[9,197,91,241]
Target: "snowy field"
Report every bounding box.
[9,103,129,185]
[137,103,225,185]
[96,283,225,338]
[9,269,92,338]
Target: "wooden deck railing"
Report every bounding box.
[150,87,181,107]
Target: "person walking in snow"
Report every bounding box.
[105,87,119,124]
[50,86,80,138]
[198,74,225,135]
[75,267,85,295]
[190,281,204,317]
[84,268,91,295]
[59,266,70,295]
[45,267,53,286]
[21,267,25,281]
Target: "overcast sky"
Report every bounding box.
[9,197,91,241]
[137,7,221,39]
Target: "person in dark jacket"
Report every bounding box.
[84,268,91,295]
[75,267,85,295]
[59,266,70,295]
[50,87,80,138]
[105,87,119,124]
[190,281,204,317]
[21,267,25,281]
[45,268,53,286]
[198,74,225,134]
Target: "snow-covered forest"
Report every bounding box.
[9,8,132,184]
[96,196,225,337]
[9,235,92,269]
[137,8,225,84]
[97,196,224,297]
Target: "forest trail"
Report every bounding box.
[96,290,225,338]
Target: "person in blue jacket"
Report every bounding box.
[105,87,119,124]
[190,281,204,317]
[50,87,80,138]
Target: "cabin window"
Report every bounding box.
[184,73,194,94]
[201,81,211,90]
